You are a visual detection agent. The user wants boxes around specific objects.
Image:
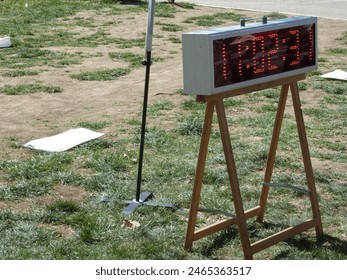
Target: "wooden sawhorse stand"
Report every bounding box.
[184,74,323,260]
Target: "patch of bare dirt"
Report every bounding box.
[0,185,89,212]
[37,223,76,238]
[311,156,347,173]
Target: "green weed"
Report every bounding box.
[185,12,243,26]
[0,84,62,95]
[181,97,205,111]
[148,100,174,116]
[1,70,40,77]
[114,37,146,49]
[83,151,134,172]
[109,52,144,68]
[176,113,204,136]
[0,48,84,69]
[157,22,184,32]
[167,36,181,44]
[0,153,73,181]
[155,2,177,18]
[329,48,347,55]
[314,80,347,95]
[0,179,54,200]
[266,12,288,19]
[77,121,109,131]
[44,200,82,224]
[70,68,131,81]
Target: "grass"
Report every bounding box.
[184,11,286,28]
[176,113,204,136]
[184,12,244,26]
[77,121,110,131]
[1,70,40,77]
[157,22,184,32]
[109,51,164,68]
[155,2,177,18]
[0,47,85,69]
[0,84,63,95]
[148,100,174,116]
[0,0,346,261]
[109,51,144,68]
[70,68,131,81]
[314,80,347,95]
[329,48,347,55]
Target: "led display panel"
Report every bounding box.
[182,16,317,95]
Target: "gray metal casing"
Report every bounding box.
[182,16,317,95]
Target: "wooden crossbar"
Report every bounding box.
[251,219,318,254]
[193,206,261,242]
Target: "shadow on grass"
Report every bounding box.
[200,227,240,258]
[196,220,347,259]
[275,234,347,259]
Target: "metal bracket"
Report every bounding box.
[240,16,267,27]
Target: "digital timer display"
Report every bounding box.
[213,24,315,88]
[182,16,317,95]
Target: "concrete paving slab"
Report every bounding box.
[172,0,347,20]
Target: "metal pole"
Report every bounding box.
[135,0,155,202]
[135,50,152,202]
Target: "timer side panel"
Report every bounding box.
[182,33,214,95]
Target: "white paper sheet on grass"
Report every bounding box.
[24,128,104,152]
[321,69,347,81]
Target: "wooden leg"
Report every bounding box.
[257,84,290,222]
[215,100,253,260]
[290,82,323,236]
[185,101,216,250]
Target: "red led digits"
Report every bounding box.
[213,23,315,88]
[238,39,242,76]
[289,29,300,66]
[253,36,265,74]
[309,29,313,61]
[222,43,227,80]
[267,32,279,71]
